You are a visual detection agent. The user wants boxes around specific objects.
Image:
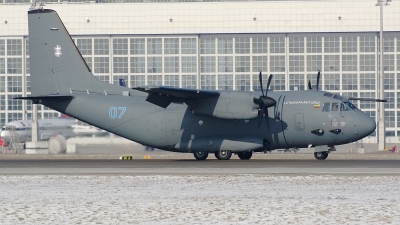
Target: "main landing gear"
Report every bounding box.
[314,152,329,160]
[193,150,254,160]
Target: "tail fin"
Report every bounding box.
[28,9,125,96]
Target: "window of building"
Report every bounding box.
[324,36,339,53]
[385,111,395,128]
[147,57,162,73]
[360,73,375,90]
[7,76,22,92]
[383,37,395,52]
[342,73,358,90]
[360,55,375,71]
[306,55,322,72]
[289,74,305,90]
[218,38,233,54]
[26,76,30,93]
[270,73,285,91]
[112,75,129,86]
[130,38,145,55]
[200,74,216,90]
[384,73,395,90]
[6,58,22,74]
[130,75,145,87]
[324,55,339,71]
[359,35,375,52]
[342,36,357,53]
[235,56,250,72]
[218,74,233,90]
[7,39,22,56]
[164,38,179,55]
[77,39,92,55]
[0,40,5,56]
[306,36,322,53]
[252,56,267,73]
[94,57,109,73]
[7,95,22,110]
[0,58,5,74]
[147,38,162,55]
[182,75,197,89]
[324,74,340,90]
[113,57,128,73]
[25,39,29,56]
[342,55,357,71]
[181,38,197,54]
[289,37,304,53]
[252,37,268,54]
[384,92,395,109]
[113,38,128,55]
[200,56,216,73]
[147,75,162,86]
[235,37,250,54]
[200,38,215,54]
[94,39,109,55]
[289,55,304,72]
[164,57,179,73]
[130,57,145,73]
[0,95,5,111]
[235,74,250,91]
[270,55,285,72]
[270,36,285,53]
[181,56,197,73]
[383,54,395,71]
[164,75,179,87]
[7,112,23,122]
[218,56,233,73]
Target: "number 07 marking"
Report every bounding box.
[109,107,126,119]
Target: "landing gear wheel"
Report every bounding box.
[214,150,232,160]
[238,151,253,160]
[314,152,329,160]
[193,151,208,160]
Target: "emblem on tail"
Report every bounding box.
[54,45,62,57]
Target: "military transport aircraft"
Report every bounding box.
[20,8,382,160]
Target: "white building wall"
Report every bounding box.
[0,0,399,36]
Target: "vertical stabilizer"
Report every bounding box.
[28,9,125,96]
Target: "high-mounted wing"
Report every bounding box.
[133,86,220,108]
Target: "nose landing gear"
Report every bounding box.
[314,151,329,160]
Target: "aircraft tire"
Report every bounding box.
[237,151,253,160]
[314,152,329,160]
[214,150,232,160]
[193,151,209,160]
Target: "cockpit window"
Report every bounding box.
[332,102,339,111]
[322,103,330,112]
[333,95,345,101]
[343,102,359,111]
[340,103,351,111]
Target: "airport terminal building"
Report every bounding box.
[0,0,399,142]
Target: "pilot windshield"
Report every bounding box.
[343,102,360,112]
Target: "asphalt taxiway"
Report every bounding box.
[1,159,399,175]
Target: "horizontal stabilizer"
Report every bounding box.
[133,86,220,108]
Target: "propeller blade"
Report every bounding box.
[308,80,312,90]
[266,74,273,96]
[259,72,265,97]
[265,108,270,131]
[348,97,388,102]
[316,71,320,91]
[257,111,263,128]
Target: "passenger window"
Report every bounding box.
[332,103,339,111]
[322,103,330,112]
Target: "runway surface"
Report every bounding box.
[1,159,400,175]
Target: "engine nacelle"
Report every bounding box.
[188,92,259,120]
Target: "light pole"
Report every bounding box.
[375,0,390,151]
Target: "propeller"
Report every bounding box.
[254,72,276,129]
[308,71,321,90]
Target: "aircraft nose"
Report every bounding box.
[359,114,376,138]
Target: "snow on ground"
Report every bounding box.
[0,175,399,225]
